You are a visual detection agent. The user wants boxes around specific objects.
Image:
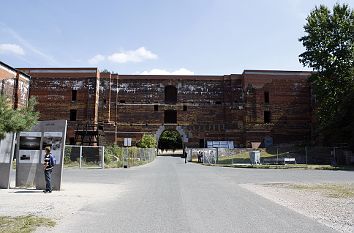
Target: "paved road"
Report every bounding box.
[51,156,354,233]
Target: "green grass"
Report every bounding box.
[209,163,354,170]
[217,150,282,164]
[264,183,354,199]
[0,215,55,233]
[292,184,354,198]
[63,160,79,168]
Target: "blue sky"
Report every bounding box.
[0,0,352,75]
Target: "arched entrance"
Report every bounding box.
[155,125,189,157]
[158,129,183,156]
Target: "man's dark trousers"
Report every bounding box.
[44,169,52,192]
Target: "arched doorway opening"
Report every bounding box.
[158,129,183,156]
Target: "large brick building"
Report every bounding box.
[18,67,313,148]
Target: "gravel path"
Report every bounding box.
[241,183,354,233]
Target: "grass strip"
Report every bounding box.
[207,163,354,170]
[0,215,55,233]
[264,183,354,199]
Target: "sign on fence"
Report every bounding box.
[124,138,132,147]
[207,141,234,149]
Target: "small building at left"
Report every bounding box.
[0,61,31,189]
[0,61,31,108]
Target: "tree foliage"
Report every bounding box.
[158,130,182,150]
[299,3,354,145]
[0,95,39,139]
[136,134,157,148]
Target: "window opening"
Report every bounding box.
[70,109,77,121]
[264,111,271,123]
[264,91,270,103]
[165,85,177,104]
[72,90,77,101]
[164,110,177,123]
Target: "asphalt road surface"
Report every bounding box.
[49,156,354,233]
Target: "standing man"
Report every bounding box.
[184,149,187,163]
[43,147,53,193]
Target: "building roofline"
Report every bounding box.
[11,67,314,77]
[0,61,31,79]
[17,67,98,70]
[242,70,313,76]
[117,74,223,77]
[17,67,99,74]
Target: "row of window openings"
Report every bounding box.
[70,108,271,124]
[154,105,187,111]
[118,100,222,105]
[100,86,178,104]
[72,90,269,104]
[72,86,222,104]
[69,109,179,123]
[70,89,269,121]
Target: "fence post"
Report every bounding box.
[276,147,279,164]
[79,146,82,169]
[102,146,105,169]
[126,147,129,167]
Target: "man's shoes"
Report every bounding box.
[43,190,52,193]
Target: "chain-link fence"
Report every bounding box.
[100,146,156,168]
[187,146,354,166]
[186,148,218,164]
[65,145,105,168]
[65,145,157,168]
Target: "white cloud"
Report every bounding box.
[88,54,105,65]
[0,43,25,56]
[140,68,194,75]
[108,47,158,63]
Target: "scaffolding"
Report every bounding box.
[74,123,105,146]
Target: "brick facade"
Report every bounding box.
[18,67,312,147]
[18,68,100,144]
[0,61,30,109]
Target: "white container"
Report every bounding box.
[249,150,261,164]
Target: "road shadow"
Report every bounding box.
[158,154,184,158]
[13,190,43,194]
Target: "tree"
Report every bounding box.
[101,69,110,73]
[136,134,157,148]
[299,3,354,145]
[0,95,39,139]
[158,130,182,150]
